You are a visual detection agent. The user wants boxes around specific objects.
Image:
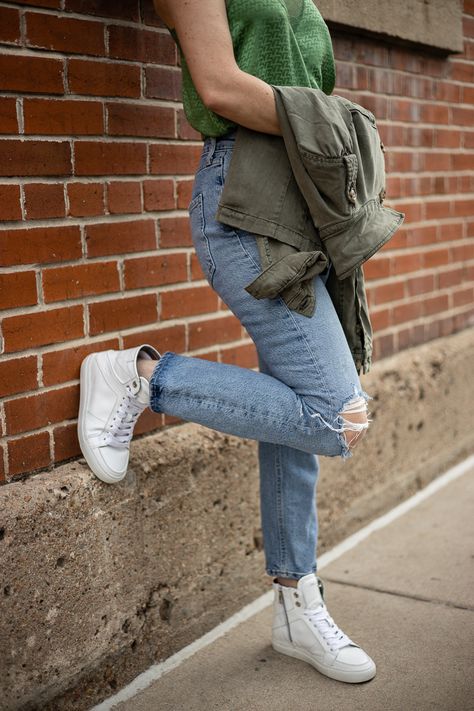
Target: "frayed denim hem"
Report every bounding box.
[149,351,176,413]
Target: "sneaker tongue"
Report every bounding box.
[298,574,324,609]
[136,376,150,406]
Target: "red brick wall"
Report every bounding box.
[0,1,473,483]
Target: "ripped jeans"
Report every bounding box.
[149,129,372,580]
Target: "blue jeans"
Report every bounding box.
[149,129,372,580]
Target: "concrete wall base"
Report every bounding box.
[1,327,473,711]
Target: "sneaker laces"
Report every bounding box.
[102,385,147,448]
[303,602,353,652]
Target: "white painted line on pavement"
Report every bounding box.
[91,453,474,710]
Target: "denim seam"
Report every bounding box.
[274,444,286,573]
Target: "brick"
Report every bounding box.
[42,337,118,386]
[107,103,175,138]
[449,60,474,83]
[64,0,139,21]
[124,253,187,289]
[24,183,66,219]
[177,109,201,141]
[0,55,63,94]
[371,280,405,305]
[150,143,202,175]
[143,179,175,211]
[8,431,51,478]
[0,356,38,397]
[422,200,452,221]
[420,103,450,124]
[0,98,18,133]
[190,252,206,281]
[26,12,105,56]
[107,181,142,214]
[53,422,81,462]
[0,226,81,267]
[108,25,175,64]
[139,0,166,27]
[363,256,391,280]
[122,322,185,351]
[2,305,84,352]
[89,293,157,335]
[74,141,147,176]
[0,271,38,309]
[451,106,474,126]
[435,129,461,149]
[145,66,182,101]
[370,307,391,331]
[134,407,163,436]
[453,286,474,308]
[0,140,71,177]
[432,81,461,103]
[421,294,449,317]
[405,273,435,297]
[12,0,59,7]
[390,253,423,275]
[389,99,421,122]
[0,185,21,220]
[220,343,257,369]
[5,384,79,435]
[373,333,395,360]
[159,216,192,247]
[176,180,193,209]
[85,219,156,257]
[189,315,242,350]
[451,243,474,262]
[438,268,464,290]
[423,153,452,172]
[43,261,120,302]
[160,285,218,319]
[0,7,21,44]
[392,300,423,325]
[67,182,105,216]
[452,153,474,171]
[422,248,450,269]
[68,59,141,98]
[452,199,474,218]
[24,99,103,135]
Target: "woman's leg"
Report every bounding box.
[256,351,320,582]
[147,134,372,581]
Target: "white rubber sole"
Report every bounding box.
[77,353,127,485]
[272,640,376,683]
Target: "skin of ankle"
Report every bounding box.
[137,359,157,381]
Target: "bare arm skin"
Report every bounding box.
[153,0,282,135]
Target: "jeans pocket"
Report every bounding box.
[189,192,217,288]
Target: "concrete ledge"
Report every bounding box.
[317,0,464,54]
[1,326,473,710]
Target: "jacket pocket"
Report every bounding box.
[188,192,217,288]
[299,150,358,223]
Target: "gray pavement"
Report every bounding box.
[115,466,474,711]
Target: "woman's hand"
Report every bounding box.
[156,0,282,135]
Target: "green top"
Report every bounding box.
[169,0,336,138]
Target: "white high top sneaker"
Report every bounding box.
[78,344,160,483]
[272,573,376,683]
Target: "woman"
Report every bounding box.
[78,0,376,684]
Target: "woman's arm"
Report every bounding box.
[156,0,281,135]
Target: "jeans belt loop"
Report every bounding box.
[205,137,217,165]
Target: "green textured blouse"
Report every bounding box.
[169,0,336,138]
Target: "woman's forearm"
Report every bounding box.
[204,68,282,136]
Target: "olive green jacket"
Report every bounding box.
[216,85,405,374]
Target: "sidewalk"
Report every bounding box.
[109,463,474,711]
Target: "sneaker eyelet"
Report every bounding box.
[295,601,301,607]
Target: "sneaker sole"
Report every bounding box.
[272,640,376,683]
[78,353,127,485]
